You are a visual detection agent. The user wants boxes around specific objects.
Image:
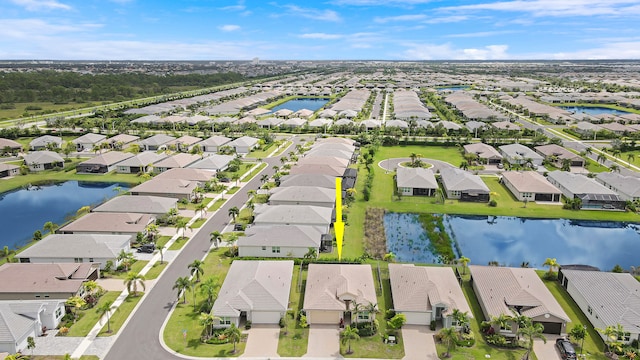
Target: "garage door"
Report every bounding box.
[403,311,430,325]
[308,310,341,325]
[251,311,282,324]
[536,321,562,335]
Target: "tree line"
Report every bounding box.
[0,71,245,105]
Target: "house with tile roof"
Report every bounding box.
[463,143,503,165]
[0,300,66,353]
[558,269,640,344]
[211,260,293,327]
[595,172,640,202]
[546,171,625,210]
[501,171,562,203]
[396,167,438,196]
[389,264,472,327]
[23,151,64,172]
[238,225,326,258]
[303,264,377,325]
[469,265,570,335]
[439,167,490,202]
[269,186,336,208]
[0,263,99,300]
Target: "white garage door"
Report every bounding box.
[308,310,341,325]
[251,311,282,324]
[403,311,430,325]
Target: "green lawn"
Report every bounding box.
[183,197,212,210]
[156,235,172,248]
[66,292,120,337]
[163,248,244,357]
[145,261,168,279]
[247,143,277,159]
[190,218,207,228]
[542,276,607,360]
[619,150,640,168]
[0,101,99,120]
[169,237,189,250]
[108,261,149,279]
[227,186,240,194]
[277,264,309,357]
[271,141,294,157]
[97,293,144,336]
[209,198,226,212]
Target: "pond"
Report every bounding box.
[560,106,632,116]
[0,181,130,250]
[270,98,329,113]
[437,86,470,92]
[384,212,640,271]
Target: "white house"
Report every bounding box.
[237,225,324,258]
[227,136,259,154]
[396,167,438,196]
[0,300,66,353]
[211,260,293,327]
[499,144,544,167]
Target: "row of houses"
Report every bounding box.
[236,137,358,258]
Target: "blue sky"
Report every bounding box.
[2,0,640,60]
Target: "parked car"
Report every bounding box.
[219,177,231,183]
[233,223,244,231]
[556,338,577,360]
[137,244,155,253]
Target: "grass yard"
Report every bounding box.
[108,261,149,279]
[0,101,98,120]
[182,197,212,210]
[247,143,277,159]
[619,150,640,168]
[168,236,189,250]
[208,198,226,212]
[97,293,144,336]
[542,277,607,360]
[227,186,240,194]
[277,264,309,357]
[190,218,207,228]
[65,292,120,337]
[163,248,244,357]
[145,261,168,279]
[156,235,172,248]
[271,141,294,157]
[584,158,610,173]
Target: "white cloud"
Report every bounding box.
[424,15,469,24]
[282,4,342,22]
[445,30,518,38]
[544,41,640,59]
[439,0,640,17]
[219,24,241,32]
[0,19,101,39]
[220,0,246,11]
[9,0,71,11]
[299,33,343,39]
[402,42,511,60]
[331,0,433,5]
[373,14,427,23]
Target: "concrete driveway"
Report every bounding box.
[402,325,440,360]
[533,334,562,360]
[242,324,280,358]
[305,325,340,358]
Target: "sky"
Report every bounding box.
[2,0,640,60]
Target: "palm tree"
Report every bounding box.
[597,152,607,164]
[303,247,317,261]
[156,244,165,264]
[366,302,379,327]
[490,313,513,332]
[452,309,470,329]
[543,257,558,275]
[226,233,239,247]
[124,272,146,296]
[340,325,360,354]
[627,153,635,166]
[518,322,546,360]
[173,276,191,303]
[210,231,222,249]
[439,326,459,358]
[224,323,242,354]
[176,218,189,238]
[352,302,362,325]
[260,174,269,184]
[199,312,220,339]
[231,173,241,186]
[610,164,620,173]
[585,147,593,155]
[199,277,219,308]
[43,221,58,234]
[195,202,207,217]
[97,300,116,333]
[228,206,240,223]
[188,259,204,282]
[457,256,470,275]
[27,336,35,356]
[117,250,134,272]
[66,296,86,323]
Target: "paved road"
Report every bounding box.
[104,138,301,360]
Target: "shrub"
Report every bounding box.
[385,309,396,320]
[457,331,475,347]
[543,271,558,281]
[244,320,252,330]
[430,320,437,331]
[485,334,518,348]
[354,322,378,337]
[58,326,69,336]
[279,317,286,328]
[488,199,498,207]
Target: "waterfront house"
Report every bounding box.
[115,151,168,174]
[546,171,625,210]
[92,195,178,216]
[439,167,490,202]
[595,172,640,202]
[501,171,562,203]
[396,167,438,196]
[23,151,64,172]
[129,178,200,201]
[76,151,134,174]
[58,212,154,237]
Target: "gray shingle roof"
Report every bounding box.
[439,167,490,193]
[187,155,234,171]
[464,143,502,160]
[238,225,323,248]
[396,167,438,189]
[0,304,34,343]
[92,195,177,215]
[198,135,231,147]
[79,151,134,166]
[139,134,176,146]
[502,171,562,194]
[18,234,130,260]
[269,186,336,205]
[596,172,640,198]
[499,143,544,161]
[547,171,619,197]
[23,151,64,165]
[72,133,106,144]
[116,151,168,167]
[279,174,337,189]
[253,205,333,226]
[29,135,62,148]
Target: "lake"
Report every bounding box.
[384,213,640,271]
[270,98,329,113]
[437,86,470,92]
[560,106,632,116]
[0,181,129,250]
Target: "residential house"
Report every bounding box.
[211,261,293,327]
[253,205,333,233]
[227,136,259,154]
[17,234,131,269]
[278,174,337,189]
[463,143,503,165]
[153,168,215,183]
[129,178,200,201]
[269,186,336,208]
[187,154,233,172]
[546,171,625,210]
[469,265,570,335]
[92,195,177,216]
[0,164,19,178]
[501,171,562,202]
[499,144,544,167]
[0,300,66,353]
[305,148,354,162]
[389,264,472,327]
[257,117,284,129]
[57,212,154,237]
[558,269,640,345]
[396,167,438,196]
[197,135,231,153]
[289,164,346,177]
[237,225,326,257]
[534,144,585,168]
[138,134,176,151]
[71,133,106,152]
[115,151,168,174]
[595,172,640,202]
[0,138,22,154]
[29,135,62,151]
[0,263,99,300]
[23,151,64,172]
[303,264,377,325]
[76,151,134,174]
[168,135,202,152]
[106,134,139,149]
[439,168,490,202]
[153,153,201,173]
[297,156,350,169]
